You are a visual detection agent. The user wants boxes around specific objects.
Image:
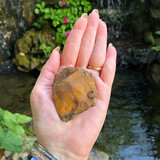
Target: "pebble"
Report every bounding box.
[4,151,13,158]
[12,152,28,160]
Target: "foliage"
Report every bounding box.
[0,108,33,152]
[140,0,145,3]
[39,36,55,58]
[151,31,160,52]
[33,0,92,46]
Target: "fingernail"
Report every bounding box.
[81,13,88,18]
[54,46,60,52]
[92,9,98,14]
[108,43,113,47]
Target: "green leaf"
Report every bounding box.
[0,125,4,141]
[14,113,32,124]
[15,125,25,135]
[23,126,35,136]
[43,8,50,13]
[155,31,160,35]
[3,110,17,124]
[53,21,58,27]
[35,8,39,14]
[0,108,4,120]
[57,27,62,32]
[66,1,70,5]
[44,13,51,19]
[151,46,160,51]
[61,25,66,30]
[150,35,155,45]
[41,1,46,8]
[58,1,63,6]
[0,129,23,152]
[36,4,41,8]
[3,111,31,135]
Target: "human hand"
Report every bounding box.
[30,9,117,160]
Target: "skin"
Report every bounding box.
[30,9,117,160]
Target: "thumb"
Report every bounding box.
[30,46,61,120]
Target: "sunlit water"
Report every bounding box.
[0,68,160,159]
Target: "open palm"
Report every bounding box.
[30,10,117,160]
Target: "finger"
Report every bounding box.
[60,14,88,69]
[88,19,107,68]
[30,47,61,120]
[100,44,117,87]
[76,9,99,68]
[34,46,61,88]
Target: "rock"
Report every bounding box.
[148,53,160,89]
[21,0,36,26]
[157,53,160,63]
[155,38,160,46]
[53,67,98,122]
[44,0,59,5]
[88,149,109,160]
[0,0,28,62]
[151,9,160,19]
[149,63,160,88]
[12,153,19,160]
[0,0,32,73]
[13,24,56,72]
[144,31,153,44]
[4,151,13,158]
[1,156,6,160]
[151,0,160,7]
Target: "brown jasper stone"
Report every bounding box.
[53,67,98,122]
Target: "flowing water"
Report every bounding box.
[95,68,160,159]
[91,0,130,39]
[0,68,160,159]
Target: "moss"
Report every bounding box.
[13,23,56,72]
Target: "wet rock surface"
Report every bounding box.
[53,67,98,122]
[148,53,160,90]
[0,0,58,73]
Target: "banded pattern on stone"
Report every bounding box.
[53,67,98,122]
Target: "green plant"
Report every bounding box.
[140,0,145,3]
[33,0,92,46]
[151,31,160,51]
[0,108,33,152]
[39,36,55,58]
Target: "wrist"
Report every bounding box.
[47,146,88,160]
[34,140,88,160]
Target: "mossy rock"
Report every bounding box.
[13,24,56,72]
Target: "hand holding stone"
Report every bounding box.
[30,10,117,160]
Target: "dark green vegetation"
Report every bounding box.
[11,0,92,72]
[0,108,33,152]
[151,31,160,51]
[33,0,91,46]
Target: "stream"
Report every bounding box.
[0,67,160,159]
[95,67,160,159]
